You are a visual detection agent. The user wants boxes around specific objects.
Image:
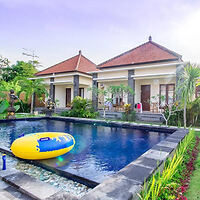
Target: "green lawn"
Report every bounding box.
[0,113,45,119]
[185,131,200,200]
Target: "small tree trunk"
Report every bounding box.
[31,94,34,114]
[183,101,187,128]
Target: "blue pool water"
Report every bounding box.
[0,119,169,183]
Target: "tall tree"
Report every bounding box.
[17,77,47,113]
[2,61,37,82]
[0,55,9,77]
[0,79,21,100]
[0,55,9,68]
[176,64,200,128]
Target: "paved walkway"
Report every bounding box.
[0,169,78,200]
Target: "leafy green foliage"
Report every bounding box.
[14,104,20,112]
[0,100,21,114]
[122,111,136,121]
[14,101,30,113]
[185,138,200,199]
[0,100,9,114]
[187,97,200,126]
[60,96,98,118]
[163,104,183,126]
[1,61,37,82]
[163,97,200,127]
[122,104,136,121]
[139,130,195,200]
[0,79,22,99]
[0,55,9,68]
[88,84,134,119]
[108,84,134,98]
[176,64,200,128]
[17,77,47,102]
[0,59,46,113]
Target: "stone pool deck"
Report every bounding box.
[0,116,189,200]
[0,169,78,200]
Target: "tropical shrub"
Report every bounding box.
[163,104,183,127]
[176,64,200,128]
[0,99,20,114]
[88,84,134,118]
[60,96,98,118]
[14,101,30,113]
[164,97,200,127]
[122,104,136,121]
[139,130,195,200]
[187,97,200,126]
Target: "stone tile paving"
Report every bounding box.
[0,178,33,200]
[0,168,79,200]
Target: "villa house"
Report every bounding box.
[91,36,186,112]
[34,51,97,108]
[35,37,188,115]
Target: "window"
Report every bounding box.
[196,86,200,98]
[159,84,175,106]
[79,88,84,98]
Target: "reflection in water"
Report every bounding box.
[40,153,73,168]
[0,119,169,183]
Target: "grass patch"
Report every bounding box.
[139,130,195,200]
[139,130,200,200]
[0,113,45,119]
[185,131,200,200]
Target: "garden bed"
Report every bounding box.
[139,130,200,200]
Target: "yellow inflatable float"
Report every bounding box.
[11,132,75,160]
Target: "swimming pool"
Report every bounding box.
[0,118,171,184]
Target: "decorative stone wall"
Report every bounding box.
[73,75,79,98]
[92,73,98,111]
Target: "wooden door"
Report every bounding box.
[141,85,150,111]
[66,88,71,107]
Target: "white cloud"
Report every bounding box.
[171,9,200,63]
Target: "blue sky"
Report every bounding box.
[1,0,200,70]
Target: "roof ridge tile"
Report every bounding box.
[98,40,181,68]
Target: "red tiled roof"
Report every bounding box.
[98,39,182,68]
[35,51,97,76]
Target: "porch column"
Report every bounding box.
[49,77,55,100]
[73,75,79,98]
[176,64,184,101]
[92,73,98,111]
[128,70,135,108]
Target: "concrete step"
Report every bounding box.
[0,179,33,200]
[136,113,164,123]
[0,169,78,200]
[99,111,123,119]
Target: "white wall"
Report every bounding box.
[98,70,128,79]
[134,65,176,76]
[55,85,67,108]
[79,76,93,99]
[135,77,176,103]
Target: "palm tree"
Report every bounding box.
[176,64,200,128]
[18,77,47,114]
[0,77,47,114]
